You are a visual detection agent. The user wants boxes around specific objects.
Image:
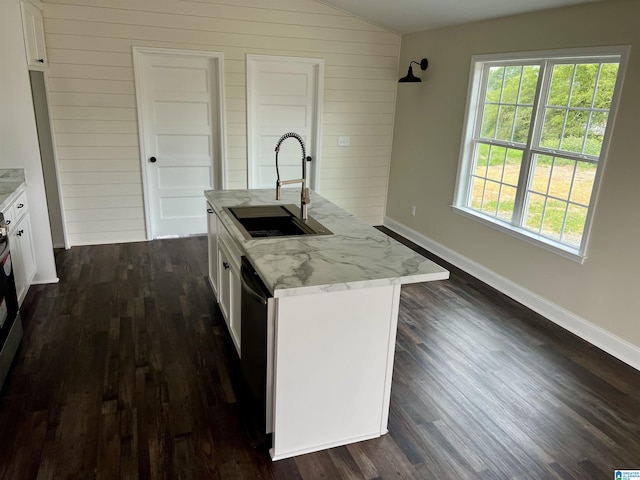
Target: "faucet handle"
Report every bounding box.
[303,187,311,204]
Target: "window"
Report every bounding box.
[453,47,627,261]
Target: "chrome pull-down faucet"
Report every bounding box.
[274,132,311,220]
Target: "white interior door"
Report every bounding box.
[134,48,224,238]
[247,55,323,190]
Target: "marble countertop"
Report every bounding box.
[0,169,26,212]
[205,189,449,297]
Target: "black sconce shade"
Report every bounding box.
[399,58,429,83]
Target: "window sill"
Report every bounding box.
[451,206,587,264]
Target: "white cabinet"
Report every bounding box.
[3,189,36,304]
[20,0,47,68]
[217,241,242,355]
[206,203,218,297]
[217,243,231,321]
[209,212,242,357]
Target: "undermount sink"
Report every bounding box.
[224,204,332,239]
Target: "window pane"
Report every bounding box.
[548,158,575,200]
[470,177,485,210]
[496,106,515,142]
[481,104,498,138]
[480,64,539,143]
[540,108,565,149]
[518,65,540,105]
[541,198,566,241]
[467,144,522,221]
[586,111,608,156]
[485,67,505,103]
[513,106,532,143]
[563,204,588,247]
[475,143,490,176]
[497,185,516,221]
[524,192,545,232]
[503,149,523,185]
[487,146,506,181]
[569,64,598,108]
[501,66,522,104]
[541,61,617,158]
[560,109,589,154]
[594,63,619,109]
[570,162,596,205]
[530,155,553,195]
[482,181,500,216]
[548,64,574,107]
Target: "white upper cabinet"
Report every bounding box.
[20,0,47,68]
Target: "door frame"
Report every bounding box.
[29,69,70,249]
[246,54,324,191]
[132,46,227,240]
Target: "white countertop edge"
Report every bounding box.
[272,271,450,298]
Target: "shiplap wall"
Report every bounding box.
[42,0,401,245]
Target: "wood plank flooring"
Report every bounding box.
[1,234,639,479]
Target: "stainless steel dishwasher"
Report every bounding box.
[240,256,272,433]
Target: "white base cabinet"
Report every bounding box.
[206,203,407,460]
[269,285,401,460]
[217,241,241,355]
[2,188,36,305]
[10,214,36,304]
[206,203,218,297]
[207,206,242,357]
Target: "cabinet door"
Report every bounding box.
[207,205,218,297]
[218,245,232,328]
[9,229,25,303]
[19,215,37,285]
[21,1,47,68]
[11,215,37,304]
[229,264,242,356]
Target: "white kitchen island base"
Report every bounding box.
[205,188,449,460]
[270,284,401,460]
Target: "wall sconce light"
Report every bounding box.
[398,58,429,83]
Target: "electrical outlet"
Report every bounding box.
[410,205,416,216]
[338,136,351,146]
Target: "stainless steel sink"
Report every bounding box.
[224,204,332,239]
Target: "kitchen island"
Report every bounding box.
[205,188,449,460]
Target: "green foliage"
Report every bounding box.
[481,61,619,157]
[483,66,540,143]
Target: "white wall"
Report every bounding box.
[0,0,58,284]
[387,0,640,367]
[41,0,401,245]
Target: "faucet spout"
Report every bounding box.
[274,132,311,220]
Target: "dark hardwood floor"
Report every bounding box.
[1,233,639,479]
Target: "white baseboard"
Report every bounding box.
[383,216,640,372]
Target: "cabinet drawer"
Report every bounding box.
[12,190,28,223]
[1,189,27,228]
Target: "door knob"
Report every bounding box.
[149,156,157,163]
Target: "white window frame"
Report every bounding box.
[452,46,629,263]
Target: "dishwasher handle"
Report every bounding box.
[241,259,271,305]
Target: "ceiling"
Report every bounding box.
[317,0,607,34]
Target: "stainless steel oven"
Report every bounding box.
[0,212,23,391]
